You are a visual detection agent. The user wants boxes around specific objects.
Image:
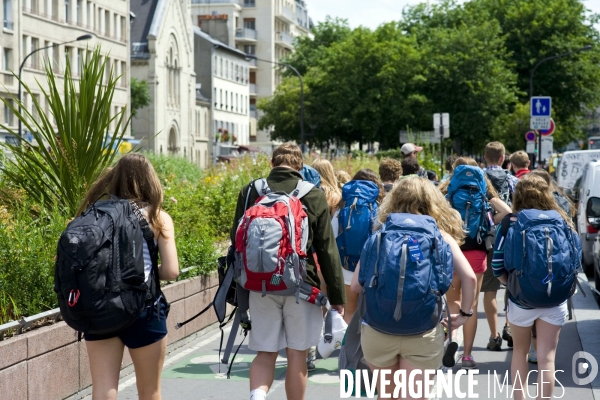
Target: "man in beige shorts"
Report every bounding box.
[230,143,346,400]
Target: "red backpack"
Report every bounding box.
[234,179,317,299]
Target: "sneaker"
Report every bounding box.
[528,349,538,363]
[307,346,316,372]
[442,341,459,367]
[487,334,503,351]
[502,325,513,348]
[461,355,477,369]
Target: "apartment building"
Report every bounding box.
[193,27,249,164]
[190,0,311,152]
[0,0,130,146]
[130,0,204,164]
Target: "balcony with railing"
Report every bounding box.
[3,73,14,86]
[275,6,295,24]
[249,83,257,94]
[248,58,257,68]
[243,0,256,7]
[275,32,294,49]
[3,19,14,30]
[235,27,257,42]
[250,105,258,119]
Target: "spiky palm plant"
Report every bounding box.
[0,46,129,216]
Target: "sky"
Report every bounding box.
[304,0,600,30]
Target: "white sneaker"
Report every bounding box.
[317,310,347,359]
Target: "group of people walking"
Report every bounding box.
[61,140,580,400]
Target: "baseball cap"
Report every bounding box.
[401,143,423,155]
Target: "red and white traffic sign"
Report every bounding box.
[539,118,555,136]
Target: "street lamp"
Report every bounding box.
[18,34,93,139]
[530,44,592,165]
[245,54,305,153]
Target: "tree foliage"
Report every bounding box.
[260,0,600,152]
[131,78,151,117]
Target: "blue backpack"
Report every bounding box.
[358,213,454,335]
[503,209,582,308]
[446,165,492,244]
[336,180,379,272]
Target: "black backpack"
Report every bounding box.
[485,169,512,207]
[54,196,161,336]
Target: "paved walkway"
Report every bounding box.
[91,276,600,400]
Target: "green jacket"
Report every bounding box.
[230,167,346,305]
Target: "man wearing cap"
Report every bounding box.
[401,143,428,178]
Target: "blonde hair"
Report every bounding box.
[439,157,499,199]
[379,158,403,182]
[513,174,575,229]
[312,158,342,214]
[335,170,351,191]
[378,176,465,245]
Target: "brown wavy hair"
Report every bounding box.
[77,153,165,232]
[438,157,499,199]
[378,176,465,245]
[529,169,575,217]
[513,174,574,229]
[312,158,342,214]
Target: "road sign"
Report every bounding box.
[539,118,555,136]
[525,131,536,142]
[541,136,554,163]
[531,96,552,117]
[530,117,551,130]
[526,141,536,153]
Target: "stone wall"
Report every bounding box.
[0,273,219,400]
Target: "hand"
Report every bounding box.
[441,314,470,330]
[331,304,345,317]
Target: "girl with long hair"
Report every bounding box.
[312,158,342,216]
[351,177,477,399]
[440,157,511,368]
[79,153,179,400]
[493,174,575,400]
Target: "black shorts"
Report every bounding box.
[84,296,170,349]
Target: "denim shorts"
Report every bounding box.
[84,296,170,349]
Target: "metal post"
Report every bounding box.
[245,55,305,153]
[529,45,592,166]
[440,114,444,178]
[17,35,93,140]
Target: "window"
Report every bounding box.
[225,60,229,80]
[3,48,10,70]
[3,0,13,29]
[65,0,69,22]
[105,10,110,36]
[31,38,39,69]
[219,89,222,108]
[244,45,255,55]
[32,93,40,121]
[4,98,13,125]
[243,18,256,30]
[225,90,228,109]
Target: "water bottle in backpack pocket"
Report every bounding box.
[504,209,582,308]
[336,180,379,272]
[358,213,454,335]
[447,165,493,248]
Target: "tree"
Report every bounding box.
[131,78,151,117]
[0,47,130,216]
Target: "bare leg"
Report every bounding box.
[366,360,400,400]
[129,336,167,400]
[510,323,533,400]
[249,351,278,394]
[535,320,562,400]
[285,348,309,400]
[483,290,499,338]
[445,273,462,341]
[86,337,125,400]
[344,285,359,325]
[463,273,484,356]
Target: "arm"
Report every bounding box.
[157,210,179,281]
[312,192,346,309]
[490,197,511,224]
[441,231,476,329]
[351,263,362,293]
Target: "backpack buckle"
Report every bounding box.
[68,289,80,307]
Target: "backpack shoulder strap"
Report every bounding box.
[292,180,315,199]
[129,201,161,297]
[500,213,514,238]
[254,178,271,197]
